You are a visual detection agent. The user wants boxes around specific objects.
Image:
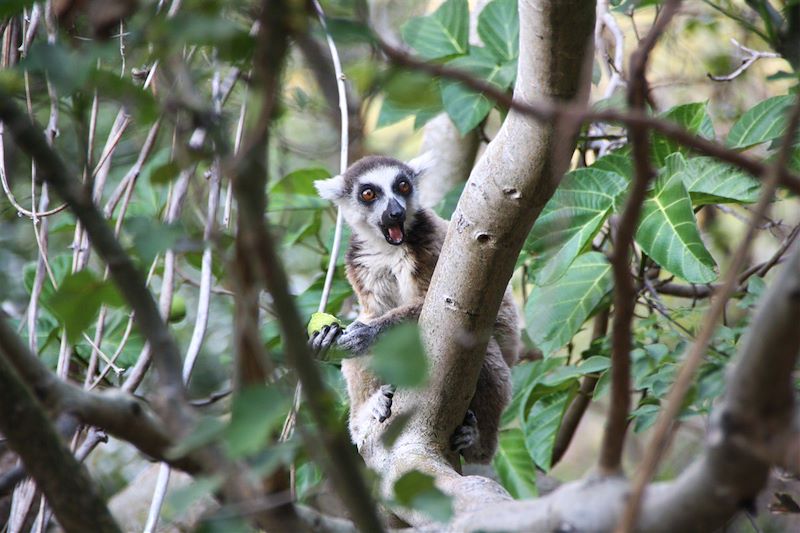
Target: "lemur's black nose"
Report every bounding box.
[385,198,405,222]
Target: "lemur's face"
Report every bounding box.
[315,154,431,246]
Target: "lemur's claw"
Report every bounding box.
[309,323,342,358]
[450,409,479,453]
[371,384,396,423]
[337,321,378,355]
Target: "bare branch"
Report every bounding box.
[600,0,682,475]
[708,38,781,82]
[0,315,198,473]
[228,2,384,529]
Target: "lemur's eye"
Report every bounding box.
[360,188,376,202]
[397,180,411,195]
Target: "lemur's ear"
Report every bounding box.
[314,174,346,201]
[407,151,435,178]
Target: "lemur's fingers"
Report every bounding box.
[316,323,342,358]
[309,324,342,357]
[308,325,329,354]
[450,410,479,453]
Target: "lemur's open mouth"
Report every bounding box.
[382,223,405,245]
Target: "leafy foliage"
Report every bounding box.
[381,0,519,134]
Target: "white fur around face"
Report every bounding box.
[316,163,422,253]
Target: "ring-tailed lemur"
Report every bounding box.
[309,154,520,463]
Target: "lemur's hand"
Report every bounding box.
[337,321,378,355]
[309,323,343,359]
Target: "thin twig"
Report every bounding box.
[708,38,781,82]
[600,0,683,475]
[279,0,350,452]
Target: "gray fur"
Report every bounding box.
[312,155,521,463]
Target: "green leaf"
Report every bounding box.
[680,156,761,205]
[376,70,443,130]
[401,0,469,60]
[525,252,613,356]
[726,95,794,149]
[440,48,516,134]
[539,356,611,387]
[434,182,466,220]
[393,470,453,523]
[502,358,564,427]
[526,168,626,284]
[652,102,715,166]
[47,270,123,345]
[523,390,572,470]
[478,0,519,62]
[295,462,324,502]
[371,323,428,387]
[591,152,633,182]
[226,386,290,458]
[0,0,35,18]
[22,42,96,95]
[376,97,441,130]
[635,155,717,283]
[493,428,538,499]
[631,402,661,433]
[125,217,184,265]
[148,161,182,185]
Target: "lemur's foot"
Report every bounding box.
[337,321,378,355]
[309,323,343,358]
[369,384,396,423]
[450,409,479,454]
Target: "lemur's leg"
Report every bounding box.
[455,338,512,464]
[337,301,423,355]
[309,323,343,358]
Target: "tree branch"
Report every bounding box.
[0,325,120,533]
[0,315,200,474]
[228,1,385,530]
[600,0,682,475]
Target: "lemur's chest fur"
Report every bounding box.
[345,210,446,321]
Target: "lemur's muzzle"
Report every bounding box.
[380,198,406,245]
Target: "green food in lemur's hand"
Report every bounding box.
[307,312,341,337]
